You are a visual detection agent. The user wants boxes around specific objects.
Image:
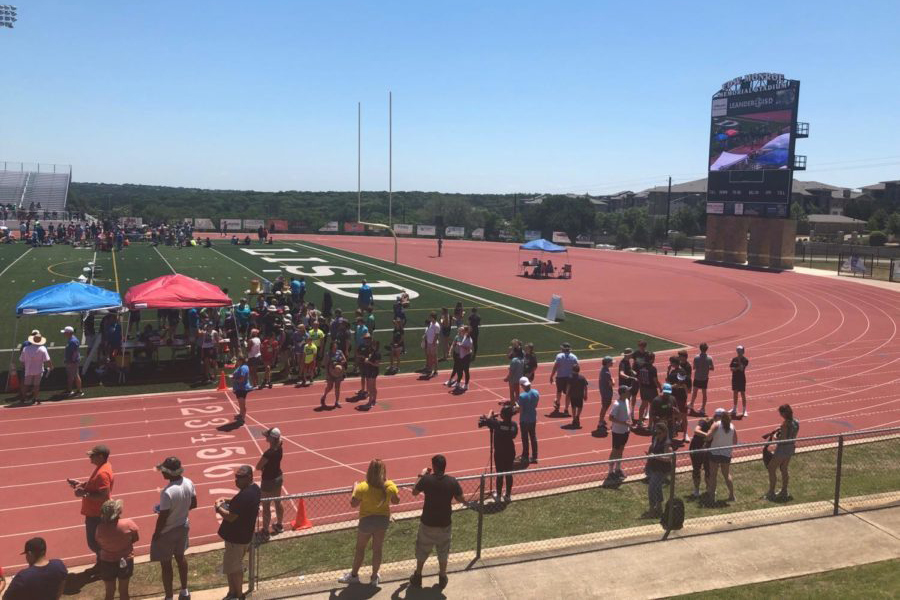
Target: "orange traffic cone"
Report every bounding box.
[291,499,312,530]
[6,368,20,393]
[216,370,228,391]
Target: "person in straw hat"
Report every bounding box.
[94,499,139,600]
[19,329,53,405]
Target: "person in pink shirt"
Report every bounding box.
[94,499,139,600]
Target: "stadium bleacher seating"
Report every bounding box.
[0,163,71,213]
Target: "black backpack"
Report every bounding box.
[661,497,685,531]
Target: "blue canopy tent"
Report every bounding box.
[518,239,571,278]
[7,282,123,390]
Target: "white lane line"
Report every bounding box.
[152,245,177,274]
[0,246,32,280]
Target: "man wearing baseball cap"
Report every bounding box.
[18,329,52,405]
[61,325,84,398]
[649,383,679,439]
[67,444,114,574]
[2,537,67,599]
[516,377,540,464]
[152,456,196,600]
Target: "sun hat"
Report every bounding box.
[156,456,184,477]
[519,376,531,387]
[623,348,633,356]
[28,330,46,346]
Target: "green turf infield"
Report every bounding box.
[0,240,678,401]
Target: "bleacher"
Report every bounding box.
[0,162,71,213]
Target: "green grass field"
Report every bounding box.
[0,240,678,400]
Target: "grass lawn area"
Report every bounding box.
[1,240,678,402]
[673,558,900,599]
[66,438,900,598]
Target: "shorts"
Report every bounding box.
[234,388,249,400]
[150,525,189,561]
[732,380,746,393]
[569,395,584,409]
[415,523,452,563]
[223,541,249,575]
[440,326,451,337]
[611,431,629,450]
[202,347,217,360]
[639,386,657,402]
[773,443,796,458]
[555,376,570,394]
[600,396,612,409]
[100,558,134,582]
[261,476,284,495]
[249,356,263,369]
[694,379,708,390]
[674,395,688,416]
[359,515,390,534]
[709,453,732,464]
[65,362,80,382]
[23,373,41,387]
[690,451,710,477]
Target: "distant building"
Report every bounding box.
[806,214,867,236]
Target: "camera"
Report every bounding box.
[477,412,496,428]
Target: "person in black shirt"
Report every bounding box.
[410,455,465,591]
[523,342,538,381]
[256,428,284,536]
[730,345,750,417]
[666,356,690,441]
[215,466,261,600]
[636,353,661,423]
[387,318,405,375]
[467,307,481,361]
[618,349,638,419]
[567,364,589,429]
[689,420,711,499]
[360,340,382,410]
[484,406,519,502]
[649,383,680,438]
[3,537,67,600]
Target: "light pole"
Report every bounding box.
[0,5,16,29]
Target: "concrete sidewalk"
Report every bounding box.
[191,504,900,599]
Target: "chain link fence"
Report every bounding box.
[248,426,900,596]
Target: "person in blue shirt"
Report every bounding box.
[516,377,540,464]
[549,342,579,416]
[3,537,68,600]
[357,279,373,310]
[290,277,306,305]
[232,356,252,423]
[234,299,251,336]
[61,325,84,397]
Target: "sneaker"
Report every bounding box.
[530,457,538,464]
[614,469,626,480]
[444,379,456,387]
[271,523,284,534]
[370,573,381,586]
[338,572,360,584]
[503,493,511,503]
[776,491,792,502]
[763,491,777,502]
[462,383,468,391]
[178,592,191,600]
[334,401,341,408]
[742,410,749,418]
[438,574,448,590]
[409,572,423,588]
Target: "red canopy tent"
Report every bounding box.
[124,274,231,309]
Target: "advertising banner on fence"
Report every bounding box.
[243,219,264,230]
[194,218,214,230]
[445,226,465,238]
[319,221,339,232]
[267,219,289,232]
[524,230,541,241]
[552,231,572,244]
[471,228,485,240]
[394,224,414,235]
[417,225,436,236]
[118,217,143,227]
[221,219,242,231]
[344,222,365,233]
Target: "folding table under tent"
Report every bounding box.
[518,238,572,278]
[7,281,123,389]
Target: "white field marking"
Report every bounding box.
[292,241,554,324]
[375,321,556,333]
[0,247,32,279]
[153,245,177,274]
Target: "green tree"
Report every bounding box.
[790,202,808,222]
[886,212,900,237]
[868,209,889,232]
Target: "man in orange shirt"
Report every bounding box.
[67,444,114,574]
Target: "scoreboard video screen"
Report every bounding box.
[707,74,800,218]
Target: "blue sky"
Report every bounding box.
[2,1,898,193]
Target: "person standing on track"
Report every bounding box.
[516,377,539,464]
[387,317,405,375]
[503,342,525,403]
[690,343,714,417]
[61,325,84,398]
[595,356,614,434]
[467,307,481,362]
[445,326,473,392]
[260,330,279,389]
[730,345,750,417]
[66,444,114,575]
[606,385,631,481]
[522,342,537,382]
[232,356,252,423]
[256,428,285,536]
[549,342,578,416]
[636,352,661,425]
[246,329,262,388]
[151,456,196,600]
[321,341,347,409]
[666,356,690,441]
[422,312,441,378]
[618,348,638,419]
[360,339,382,410]
[566,364,589,429]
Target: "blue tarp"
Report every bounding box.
[16,282,122,315]
[519,238,567,253]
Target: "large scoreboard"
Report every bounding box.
[707,73,800,218]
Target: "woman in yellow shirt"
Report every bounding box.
[338,459,400,586]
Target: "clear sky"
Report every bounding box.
[2,1,899,194]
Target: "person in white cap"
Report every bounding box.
[61,325,84,397]
[256,428,285,536]
[516,377,539,463]
[19,330,53,405]
[730,345,750,417]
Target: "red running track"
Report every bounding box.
[1,235,898,573]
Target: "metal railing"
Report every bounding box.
[247,425,900,595]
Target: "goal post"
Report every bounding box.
[359,221,398,264]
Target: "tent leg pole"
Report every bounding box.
[5,319,19,395]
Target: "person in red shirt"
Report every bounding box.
[94,499,139,600]
[68,444,114,574]
[260,331,280,389]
